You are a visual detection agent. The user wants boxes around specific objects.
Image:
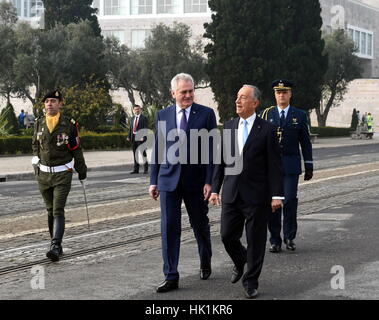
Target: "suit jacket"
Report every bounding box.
[212,116,283,205]
[263,106,313,175]
[150,103,217,192]
[128,113,148,142]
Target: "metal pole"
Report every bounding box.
[80,180,90,231]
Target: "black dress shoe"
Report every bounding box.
[200,268,212,280]
[130,171,139,174]
[244,287,258,299]
[231,265,244,284]
[143,171,148,174]
[284,239,296,251]
[269,244,282,253]
[156,280,179,293]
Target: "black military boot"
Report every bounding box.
[48,215,54,239]
[46,216,65,262]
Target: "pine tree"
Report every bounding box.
[0,103,19,135]
[204,0,327,122]
[274,0,328,112]
[204,0,275,122]
[42,0,101,37]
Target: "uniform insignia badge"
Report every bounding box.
[270,119,273,122]
[57,133,69,146]
[55,91,59,97]
[292,118,298,125]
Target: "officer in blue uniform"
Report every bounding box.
[261,80,313,252]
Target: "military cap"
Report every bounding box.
[42,90,62,102]
[272,79,294,91]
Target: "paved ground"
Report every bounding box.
[0,135,377,180]
[0,135,378,303]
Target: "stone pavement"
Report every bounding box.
[0,134,377,181]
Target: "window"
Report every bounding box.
[361,32,366,55]
[103,30,126,45]
[131,0,153,15]
[23,0,27,17]
[11,0,22,16]
[367,34,372,56]
[347,25,373,59]
[184,0,207,13]
[131,29,151,49]
[157,0,180,14]
[93,0,100,10]
[29,0,43,17]
[104,0,127,15]
[22,0,44,18]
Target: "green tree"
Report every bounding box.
[0,1,18,27]
[0,26,17,107]
[13,21,106,106]
[315,29,362,127]
[204,0,327,122]
[0,2,18,106]
[0,103,19,135]
[273,0,327,113]
[137,23,208,108]
[60,82,113,131]
[42,0,101,37]
[104,37,140,107]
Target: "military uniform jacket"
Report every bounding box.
[32,114,87,175]
[261,106,313,175]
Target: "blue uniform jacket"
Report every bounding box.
[262,106,313,175]
[150,103,217,192]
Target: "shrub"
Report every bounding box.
[310,126,351,137]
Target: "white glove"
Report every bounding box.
[31,156,40,165]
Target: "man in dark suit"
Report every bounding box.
[149,73,217,293]
[209,84,283,299]
[128,105,149,174]
[261,79,313,253]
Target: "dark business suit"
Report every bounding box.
[212,116,283,290]
[150,103,217,280]
[263,106,313,245]
[128,113,148,173]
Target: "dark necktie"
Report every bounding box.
[133,116,139,134]
[180,109,187,131]
[280,110,285,128]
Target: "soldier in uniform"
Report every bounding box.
[32,90,87,262]
[261,80,313,253]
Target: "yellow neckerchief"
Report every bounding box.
[46,112,61,133]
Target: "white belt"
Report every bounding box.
[39,161,73,173]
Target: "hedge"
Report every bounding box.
[0,126,352,155]
[0,133,131,155]
[310,127,351,137]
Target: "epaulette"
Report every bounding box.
[261,106,276,120]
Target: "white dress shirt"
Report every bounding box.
[277,105,290,119]
[238,113,256,154]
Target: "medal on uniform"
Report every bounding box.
[57,133,69,146]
